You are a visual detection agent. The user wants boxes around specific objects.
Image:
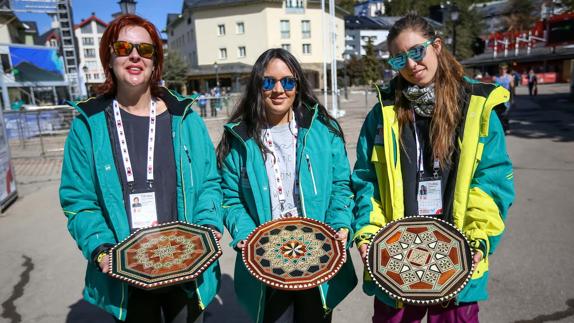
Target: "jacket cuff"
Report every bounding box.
[91,243,114,268]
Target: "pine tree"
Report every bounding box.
[362,39,380,84]
[162,50,188,94]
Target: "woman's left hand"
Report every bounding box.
[213,231,222,241]
[334,228,349,245]
[472,250,483,272]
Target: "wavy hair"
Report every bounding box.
[216,48,343,167]
[97,14,164,97]
[388,14,465,166]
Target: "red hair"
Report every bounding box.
[97,14,164,97]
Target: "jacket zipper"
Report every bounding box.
[183,144,194,189]
[305,154,317,195]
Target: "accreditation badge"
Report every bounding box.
[129,191,158,229]
[417,178,443,216]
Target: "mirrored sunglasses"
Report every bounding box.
[387,38,436,71]
[112,41,155,59]
[262,76,298,91]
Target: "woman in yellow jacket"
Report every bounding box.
[352,14,515,322]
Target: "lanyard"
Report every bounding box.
[412,113,440,178]
[263,116,298,210]
[113,99,157,188]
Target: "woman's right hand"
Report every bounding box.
[99,254,110,273]
[358,244,368,264]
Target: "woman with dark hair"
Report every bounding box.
[217,48,357,322]
[352,14,515,322]
[59,14,222,322]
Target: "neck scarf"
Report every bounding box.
[402,84,436,117]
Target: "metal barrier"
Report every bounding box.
[3,95,239,158]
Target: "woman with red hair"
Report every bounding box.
[59,14,222,322]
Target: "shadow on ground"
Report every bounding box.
[508,93,574,142]
[65,274,249,322]
[514,299,574,323]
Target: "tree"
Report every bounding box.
[346,54,364,85]
[162,50,188,94]
[337,0,356,13]
[504,0,536,33]
[362,39,381,84]
[559,0,574,12]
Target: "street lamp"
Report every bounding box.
[213,62,219,87]
[82,65,89,98]
[343,50,353,100]
[118,0,137,15]
[450,4,460,57]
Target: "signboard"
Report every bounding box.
[8,46,65,82]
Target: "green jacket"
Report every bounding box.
[59,88,223,321]
[352,78,515,307]
[220,104,358,322]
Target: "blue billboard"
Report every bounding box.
[8,46,65,82]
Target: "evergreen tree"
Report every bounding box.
[362,39,381,84]
[337,0,356,13]
[162,50,188,94]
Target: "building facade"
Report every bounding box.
[166,0,346,91]
[74,14,108,94]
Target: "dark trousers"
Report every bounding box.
[373,298,479,323]
[199,105,207,117]
[263,287,332,323]
[115,286,203,323]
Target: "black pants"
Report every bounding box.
[115,286,203,323]
[263,287,332,323]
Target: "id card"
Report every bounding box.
[129,192,158,229]
[417,178,443,216]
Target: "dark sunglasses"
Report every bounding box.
[112,41,155,59]
[387,38,436,71]
[262,76,297,91]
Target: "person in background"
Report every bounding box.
[493,63,514,133]
[217,48,357,323]
[352,14,515,323]
[59,14,223,323]
[528,68,538,96]
[198,91,208,117]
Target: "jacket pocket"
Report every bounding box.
[183,144,194,189]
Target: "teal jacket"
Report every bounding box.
[352,78,515,307]
[220,104,358,322]
[59,88,223,321]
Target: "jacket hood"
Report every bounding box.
[224,102,318,142]
[70,87,198,118]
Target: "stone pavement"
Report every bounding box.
[1,84,574,322]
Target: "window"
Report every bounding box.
[285,0,303,8]
[94,73,100,80]
[238,46,246,58]
[86,73,91,80]
[280,20,290,39]
[302,43,311,54]
[281,44,291,52]
[219,48,227,59]
[187,17,191,25]
[97,24,106,33]
[218,24,226,36]
[236,22,245,34]
[84,48,96,58]
[82,37,94,45]
[301,20,311,38]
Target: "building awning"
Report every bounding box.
[187,62,253,77]
[461,45,574,67]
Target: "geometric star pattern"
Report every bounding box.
[367,216,473,305]
[243,217,346,290]
[109,221,222,290]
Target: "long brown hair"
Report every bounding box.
[388,14,464,166]
[97,14,164,97]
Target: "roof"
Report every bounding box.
[461,45,574,67]
[187,62,253,77]
[345,15,440,31]
[38,28,58,45]
[74,14,108,29]
[183,0,348,14]
[167,13,181,27]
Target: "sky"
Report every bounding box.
[15,0,184,37]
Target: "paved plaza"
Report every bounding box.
[1,84,573,322]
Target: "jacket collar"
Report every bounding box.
[225,103,318,142]
[71,87,197,117]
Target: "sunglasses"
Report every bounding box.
[262,76,297,91]
[387,38,436,71]
[112,41,155,59]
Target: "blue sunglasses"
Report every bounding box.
[262,76,297,91]
[387,38,436,71]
